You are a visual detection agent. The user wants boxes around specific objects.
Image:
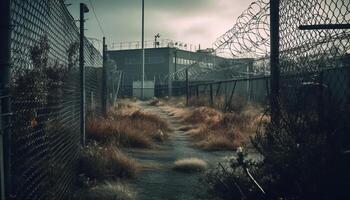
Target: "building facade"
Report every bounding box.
[108,48,230,81]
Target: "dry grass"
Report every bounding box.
[188,95,211,107]
[87,103,170,148]
[87,118,152,148]
[79,144,139,180]
[162,106,189,119]
[173,158,207,173]
[77,181,137,200]
[165,98,268,151]
[159,96,186,107]
[182,106,223,125]
[189,105,267,150]
[195,134,239,151]
[149,98,164,106]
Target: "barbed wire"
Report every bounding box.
[166,0,270,81]
[214,0,270,58]
[168,0,349,82]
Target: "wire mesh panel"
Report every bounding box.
[106,59,122,107]
[86,67,102,116]
[187,76,270,110]
[9,1,103,199]
[279,0,350,111]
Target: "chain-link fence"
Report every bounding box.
[0,1,121,199]
[187,76,270,108]
[279,0,350,108]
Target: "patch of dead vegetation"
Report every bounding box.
[189,105,267,150]
[79,144,139,180]
[165,98,268,151]
[75,181,137,200]
[87,103,170,148]
[173,158,207,173]
[182,106,223,125]
[148,98,164,106]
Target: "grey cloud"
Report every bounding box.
[68,0,255,49]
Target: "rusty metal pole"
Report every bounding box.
[270,0,280,125]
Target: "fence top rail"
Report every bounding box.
[187,65,350,88]
[189,75,270,87]
[280,65,350,78]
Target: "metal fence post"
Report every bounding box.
[102,37,107,116]
[0,0,11,198]
[186,69,189,105]
[121,72,124,98]
[210,84,213,106]
[228,81,237,108]
[216,82,221,96]
[115,71,123,102]
[318,71,324,128]
[80,3,89,146]
[270,0,280,124]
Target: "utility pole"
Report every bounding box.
[141,0,145,99]
[102,37,107,116]
[270,0,280,125]
[0,0,11,198]
[80,3,89,147]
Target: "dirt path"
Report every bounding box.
[127,102,231,200]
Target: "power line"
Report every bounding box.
[88,0,105,37]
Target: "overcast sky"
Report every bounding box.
[68,0,255,51]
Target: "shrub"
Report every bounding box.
[205,103,350,200]
[250,106,350,199]
[204,150,264,200]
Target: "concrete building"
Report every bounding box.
[108,46,233,95]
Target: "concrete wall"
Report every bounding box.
[107,48,171,86]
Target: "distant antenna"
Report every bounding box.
[154,33,160,48]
